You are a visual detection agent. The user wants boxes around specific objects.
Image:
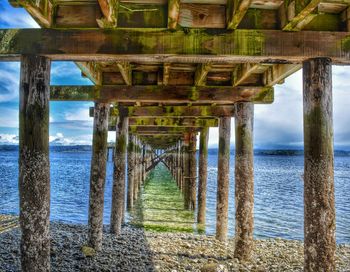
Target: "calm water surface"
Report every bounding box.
[0,147,349,243]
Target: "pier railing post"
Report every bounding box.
[88,102,110,251]
[127,134,135,209]
[19,55,51,272]
[216,117,231,242]
[234,102,254,260]
[110,112,129,235]
[198,127,209,225]
[303,58,335,271]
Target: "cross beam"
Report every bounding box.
[1,29,350,64]
[50,85,273,104]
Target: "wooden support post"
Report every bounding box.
[19,55,51,272]
[234,102,254,260]
[198,127,209,225]
[110,114,128,235]
[188,132,197,210]
[303,58,335,272]
[183,144,190,207]
[216,117,231,242]
[88,102,109,251]
[127,134,135,209]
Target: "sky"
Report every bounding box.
[1,3,350,149]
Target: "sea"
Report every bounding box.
[0,146,349,244]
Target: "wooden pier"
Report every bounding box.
[1,0,347,270]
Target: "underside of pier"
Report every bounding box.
[1,0,347,270]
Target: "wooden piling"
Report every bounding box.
[127,134,135,209]
[188,132,197,210]
[19,55,51,272]
[303,58,335,272]
[216,117,231,242]
[110,114,128,235]
[88,102,109,251]
[198,127,209,225]
[234,102,254,260]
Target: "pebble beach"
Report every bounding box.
[0,222,349,272]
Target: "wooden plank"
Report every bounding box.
[126,105,237,117]
[282,0,321,31]
[76,62,102,85]
[179,3,226,28]
[194,63,212,86]
[264,63,301,86]
[55,4,101,28]
[116,62,132,85]
[130,126,201,133]
[50,85,274,104]
[128,117,218,127]
[233,63,264,86]
[10,0,53,27]
[227,0,253,29]
[168,0,181,29]
[163,63,171,85]
[3,29,350,64]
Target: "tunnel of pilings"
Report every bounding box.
[1,0,345,270]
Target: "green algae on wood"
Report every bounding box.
[131,164,195,233]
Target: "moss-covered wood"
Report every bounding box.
[216,117,231,242]
[303,58,335,272]
[19,55,51,272]
[234,102,254,261]
[50,85,274,104]
[110,113,129,235]
[88,102,110,251]
[2,29,350,64]
[197,127,209,225]
[127,134,136,209]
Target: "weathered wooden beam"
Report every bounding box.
[129,117,218,127]
[127,105,236,117]
[88,102,110,251]
[187,132,197,210]
[163,63,171,85]
[194,63,212,86]
[226,0,252,30]
[19,55,51,272]
[10,0,53,27]
[233,63,265,86]
[130,126,200,133]
[75,62,102,85]
[197,127,209,225]
[50,85,274,104]
[303,58,335,271]
[2,29,350,64]
[90,105,235,118]
[264,64,302,87]
[282,0,321,31]
[97,0,120,27]
[116,62,132,85]
[168,0,180,29]
[234,102,254,261]
[110,114,128,235]
[216,116,231,242]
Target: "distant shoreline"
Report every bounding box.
[1,145,350,156]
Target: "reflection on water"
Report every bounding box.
[0,147,349,243]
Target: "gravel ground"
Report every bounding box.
[0,222,349,272]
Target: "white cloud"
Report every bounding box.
[49,133,92,145]
[0,9,39,28]
[0,134,18,144]
[0,64,20,102]
[64,108,92,122]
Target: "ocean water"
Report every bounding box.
[0,146,349,244]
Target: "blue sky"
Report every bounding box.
[1,2,350,148]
